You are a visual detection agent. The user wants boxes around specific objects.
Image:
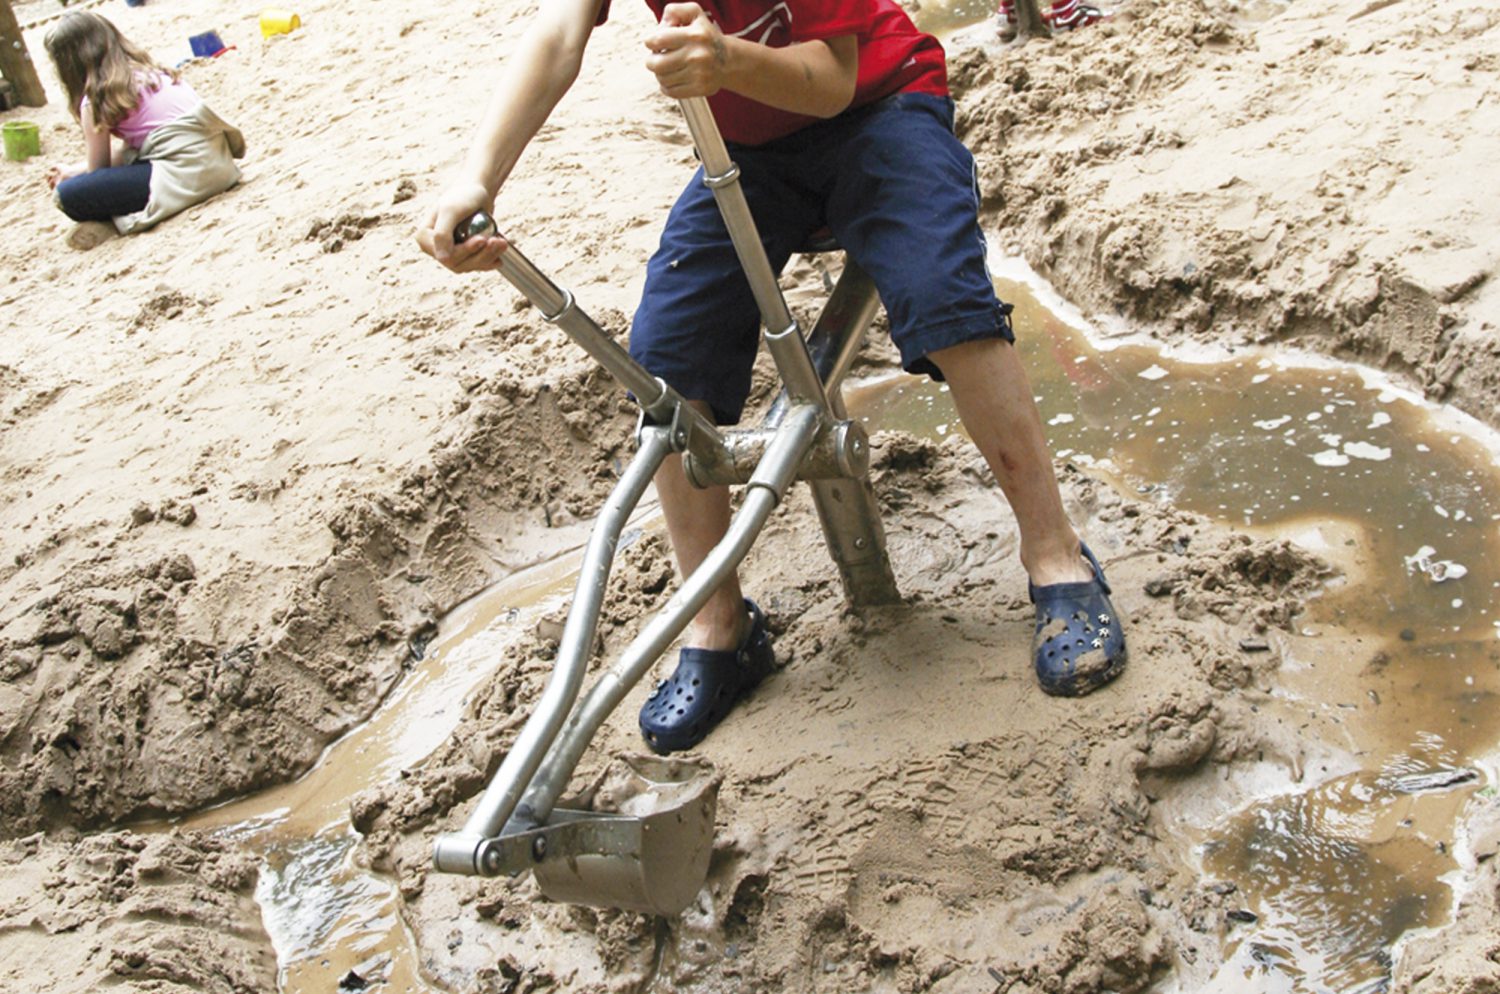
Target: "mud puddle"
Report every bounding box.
[912,0,999,36]
[167,549,607,992]
[160,263,1497,991]
[848,266,1500,992]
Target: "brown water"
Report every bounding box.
[911,0,999,36]
[178,551,591,992]
[173,266,1498,992]
[848,272,1499,993]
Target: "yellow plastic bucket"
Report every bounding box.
[259,8,301,38]
[2,121,40,162]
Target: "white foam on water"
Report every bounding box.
[1345,441,1392,461]
[1405,545,1470,583]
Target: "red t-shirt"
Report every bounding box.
[596,0,949,145]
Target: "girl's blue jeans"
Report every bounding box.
[56,162,152,223]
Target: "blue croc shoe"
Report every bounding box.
[639,599,774,754]
[1028,543,1127,696]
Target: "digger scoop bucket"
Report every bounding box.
[530,756,720,915]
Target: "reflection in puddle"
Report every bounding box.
[1202,736,1474,992]
[178,551,594,992]
[257,833,420,994]
[847,274,1499,991]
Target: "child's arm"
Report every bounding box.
[81,101,114,173]
[417,0,604,273]
[645,3,859,119]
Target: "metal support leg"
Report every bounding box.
[515,403,824,823]
[433,428,673,875]
[766,258,901,606]
[677,99,900,608]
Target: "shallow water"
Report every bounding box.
[911,0,999,36]
[848,274,1499,992]
[178,552,589,992]
[171,269,1499,992]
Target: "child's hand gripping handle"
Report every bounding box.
[452,211,694,429]
[454,211,571,322]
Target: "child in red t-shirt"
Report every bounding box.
[418,0,1127,754]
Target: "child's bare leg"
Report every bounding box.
[929,338,1091,586]
[652,402,748,650]
[640,409,772,753]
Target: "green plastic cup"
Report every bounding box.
[3,121,41,162]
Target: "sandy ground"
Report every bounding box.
[1,0,1497,991]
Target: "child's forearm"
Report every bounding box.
[461,4,596,198]
[644,6,859,120]
[719,35,857,119]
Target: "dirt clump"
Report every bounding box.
[0,830,276,993]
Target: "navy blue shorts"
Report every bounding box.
[628,91,1014,425]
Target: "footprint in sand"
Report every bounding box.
[65,221,117,251]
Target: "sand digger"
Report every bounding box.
[430,97,903,915]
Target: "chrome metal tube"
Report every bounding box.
[758,260,900,606]
[683,420,870,488]
[441,429,672,861]
[768,258,883,424]
[677,98,828,408]
[493,243,660,407]
[458,212,730,474]
[516,405,824,820]
[804,259,883,403]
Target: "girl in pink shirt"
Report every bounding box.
[43,12,243,240]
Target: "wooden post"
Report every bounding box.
[0,0,47,108]
[1013,0,1053,41]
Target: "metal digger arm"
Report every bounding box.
[431,98,897,915]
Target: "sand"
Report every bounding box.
[1,0,1497,990]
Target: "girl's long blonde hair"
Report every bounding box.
[44,12,178,129]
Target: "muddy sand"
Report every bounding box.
[1,0,1498,991]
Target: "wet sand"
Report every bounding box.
[2,0,1499,991]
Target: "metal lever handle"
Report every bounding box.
[452,210,729,472]
[674,98,827,409]
[452,211,577,326]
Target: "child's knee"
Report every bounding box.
[54,179,91,222]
